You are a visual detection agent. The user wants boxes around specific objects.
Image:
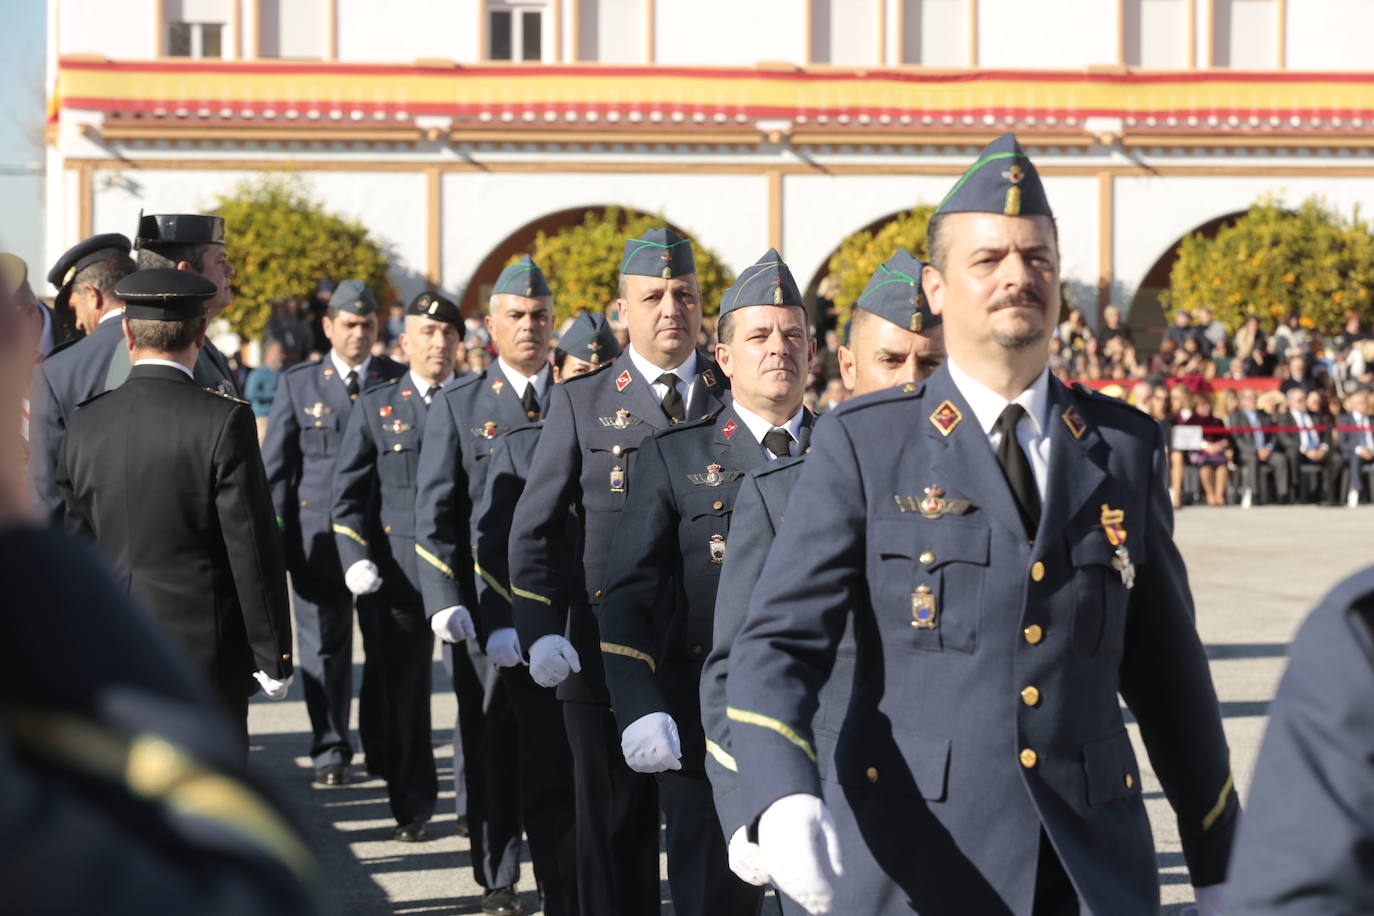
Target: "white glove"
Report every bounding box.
[485,628,523,668]
[430,606,476,643]
[1183,884,1229,916]
[620,712,683,773]
[344,559,383,595]
[728,825,769,886]
[758,793,844,915]
[253,671,293,700]
[528,634,581,688]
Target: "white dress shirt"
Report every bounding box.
[98,308,125,326]
[496,357,551,403]
[946,358,1052,502]
[329,350,371,390]
[410,370,459,405]
[627,345,698,417]
[731,401,807,460]
[133,357,194,380]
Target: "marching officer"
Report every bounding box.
[413,256,556,916]
[261,280,405,786]
[598,249,815,916]
[28,233,137,524]
[471,311,625,916]
[725,134,1237,915]
[331,292,465,842]
[506,229,730,916]
[701,249,945,888]
[55,269,293,744]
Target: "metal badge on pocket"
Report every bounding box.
[911,585,938,629]
[610,465,625,493]
[709,534,727,564]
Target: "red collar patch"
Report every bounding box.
[401,387,413,399]
[492,379,504,394]
[1062,405,1088,440]
[616,370,633,392]
[702,369,716,387]
[379,406,392,417]
[323,366,335,379]
[721,419,737,439]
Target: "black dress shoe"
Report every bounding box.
[313,764,349,787]
[454,814,469,838]
[393,821,429,842]
[481,886,523,916]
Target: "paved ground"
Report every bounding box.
[246,505,1374,914]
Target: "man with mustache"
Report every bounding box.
[507,229,731,915]
[725,134,1236,916]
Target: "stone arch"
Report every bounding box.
[799,207,920,339]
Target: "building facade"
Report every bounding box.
[44,0,1374,340]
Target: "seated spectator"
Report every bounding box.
[1058,307,1093,352]
[816,378,847,414]
[1279,354,1313,394]
[1233,315,1266,363]
[1196,307,1228,351]
[1272,312,1309,361]
[1128,381,1153,412]
[1163,309,1199,351]
[1172,392,1231,507]
[1278,386,1345,506]
[815,328,841,385]
[1150,338,1179,376]
[1334,309,1369,355]
[1147,384,1171,425]
[1339,386,1374,506]
[1228,387,1290,505]
[1211,337,1235,376]
[1243,343,1275,377]
[1099,304,1132,348]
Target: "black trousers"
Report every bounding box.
[658,767,766,916]
[1032,830,1079,916]
[291,575,360,767]
[367,600,438,825]
[562,700,661,916]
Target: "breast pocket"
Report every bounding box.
[585,428,646,511]
[1069,528,1135,657]
[681,488,732,577]
[870,516,989,653]
[300,412,341,456]
[380,433,421,488]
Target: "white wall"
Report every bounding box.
[977,0,1116,68]
[654,0,803,66]
[60,0,157,57]
[338,0,477,63]
[1284,0,1374,71]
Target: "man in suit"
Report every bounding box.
[471,311,624,916]
[414,256,557,916]
[331,292,465,843]
[1228,387,1290,505]
[598,249,815,916]
[1338,386,1374,506]
[1277,385,1343,506]
[261,280,405,786]
[701,249,945,890]
[725,134,1236,916]
[55,268,293,745]
[507,229,731,916]
[27,233,137,524]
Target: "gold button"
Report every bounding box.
[1124,773,1134,788]
[1023,624,1043,645]
[314,420,322,427]
[300,500,309,508]
[612,445,623,456]
[712,500,724,510]
[1020,686,1040,706]
[866,766,879,782]
[919,551,935,564]
[393,443,403,452]
[281,653,290,661]
[384,525,392,534]
[902,383,917,392]
[1030,561,1045,582]
[691,644,704,656]
[1019,748,1038,768]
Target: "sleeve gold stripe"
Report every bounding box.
[415,543,454,578]
[705,739,738,773]
[1201,772,1235,831]
[474,561,512,604]
[331,523,368,547]
[726,707,817,763]
[600,641,656,673]
[512,584,552,606]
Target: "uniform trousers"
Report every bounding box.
[658,768,766,916]
[369,598,439,825]
[292,575,368,767]
[562,700,661,916]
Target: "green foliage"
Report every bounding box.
[824,205,936,336]
[210,174,391,341]
[529,207,735,324]
[1162,196,1374,333]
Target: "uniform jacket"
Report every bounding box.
[414,362,545,619]
[56,365,293,701]
[600,404,812,770]
[725,364,1238,916]
[473,422,543,643]
[260,354,404,580]
[507,354,730,705]
[1228,565,1374,915]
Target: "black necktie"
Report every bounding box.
[762,427,794,459]
[657,373,685,424]
[422,386,435,407]
[994,404,1041,538]
[520,382,540,421]
[345,370,359,402]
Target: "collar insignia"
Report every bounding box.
[379,406,393,418]
[492,379,504,394]
[401,387,413,399]
[1062,404,1087,440]
[616,369,633,392]
[687,463,743,487]
[721,419,737,439]
[323,366,335,379]
[929,400,963,437]
[894,486,973,519]
[702,368,716,387]
[304,402,331,418]
[599,408,641,429]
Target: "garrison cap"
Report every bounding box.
[718,248,804,317]
[935,132,1052,218]
[329,279,378,316]
[493,255,552,298]
[133,212,225,250]
[621,227,696,280]
[851,248,940,337]
[115,268,216,321]
[560,311,621,366]
[406,291,464,331]
[46,233,133,309]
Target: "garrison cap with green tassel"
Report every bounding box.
[621,227,696,279]
[494,255,552,298]
[849,248,940,340]
[935,132,1053,218]
[718,248,804,316]
[560,311,621,365]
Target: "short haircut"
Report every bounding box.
[127,317,203,352]
[925,212,1059,273]
[717,304,810,346]
[553,347,571,370]
[78,253,137,297]
[137,243,208,274]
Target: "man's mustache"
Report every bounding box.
[989,289,1045,311]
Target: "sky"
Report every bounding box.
[0,0,46,286]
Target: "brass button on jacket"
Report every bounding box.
[1023,624,1044,645]
[866,766,879,782]
[1030,561,1045,582]
[1019,748,1038,768]
[1020,686,1040,706]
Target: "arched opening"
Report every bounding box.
[1128,210,1248,354]
[801,208,917,340]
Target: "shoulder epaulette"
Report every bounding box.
[44,338,82,360]
[830,380,925,418]
[75,390,112,409]
[753,453,807,480]
[283,358,324,377]
[1070,382,1156,431]
[564,361,616,387]
[209,388,250,405]
[653,410,720,440]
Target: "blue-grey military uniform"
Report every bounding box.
[260,288,404,772]
[1228,565,1374,914]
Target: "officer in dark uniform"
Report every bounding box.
[55,269,294,744]
[725,135,1237,916]
[598,249,814,916]
[261,280,405,786]
[331,291,465,842]
[701,249,945,890]
[1227,565,1374,915]
[471,311,624,916]
[27,233,136,524]
[506,229,731,916]
[414,256,557,915]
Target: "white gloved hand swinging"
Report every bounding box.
[253,670,293,700]
[484,628,523,668]
[527,634,581,688]
[619,712,683,773]
[430,605,476,643]
[344,559,383,595]
[727,825,770,886]
[758,793,844,915]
